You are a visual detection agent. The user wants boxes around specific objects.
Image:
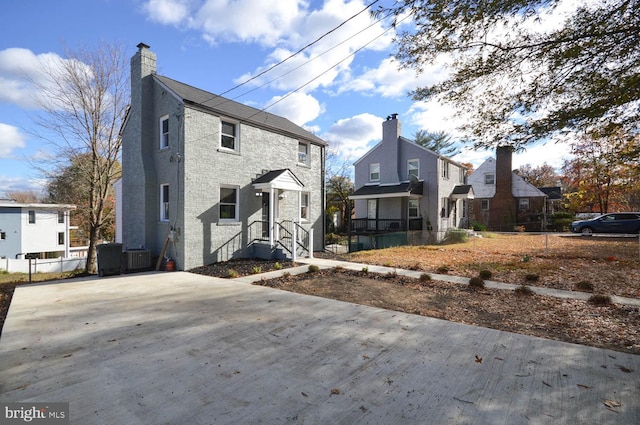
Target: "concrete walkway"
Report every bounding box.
[242,257,640,307]
[1,269,639,424]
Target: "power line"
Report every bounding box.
[248,13,411,121]
[218,0,380,98]
[230,9,394,102]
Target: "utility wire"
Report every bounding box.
[249,13,411,121]
[230,9,394,102]
[218,0,380,98]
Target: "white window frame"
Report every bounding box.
[519,198,530,211]
[481,199,490,211]
[220,119,239,152]
[219,185,239,222]
[367,199,377,219]
[160,115,169,149]
[408,159,419,179]
[58,232,65,245]
[370,163,380,182]
[459,167,465,183]
[0,231,6,240]
[485,173,495,185]
[160,184,169,222]
[298,142,309,165]
[300,192,310,221]
[441,159,449,179]
[58,211,65,224]
[28,210,36,224]
[408,199,419,218]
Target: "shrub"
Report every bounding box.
[282,271,291,278]
[419,273,432,282]
[436,265,450,274]
[524,273,539,282]
[479,269,492,279]
[227,269,239,278]
[386,270,398,279]
[469,277,485,288]
[361,266,369,274]
[308,265,320,273]
[274,262,282,270]
[575,280,594,292]
[442,229,469,244]
[252,266,262,274]
[471,221,487,231]
[522,255,531,263]
[588,294,612,306]
[514,285,534,296]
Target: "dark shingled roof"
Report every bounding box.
[155,75,326,146]
[252,169,303,186]
[451,185,473,195]
[351,182,423,197]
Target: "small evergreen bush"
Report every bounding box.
[469,277,485,288]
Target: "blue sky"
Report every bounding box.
[0,0,572,198]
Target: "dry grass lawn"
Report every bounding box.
[347,233,640,298]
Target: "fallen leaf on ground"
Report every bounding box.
[603,399,621,409]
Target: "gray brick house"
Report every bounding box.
[121,43,327,270]
[349,114,472,249]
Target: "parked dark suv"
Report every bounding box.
[570,212,640,235]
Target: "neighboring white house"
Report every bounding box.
[0,200,76,259]
[349,114,472,250]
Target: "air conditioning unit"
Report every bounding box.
[123,249,151,272]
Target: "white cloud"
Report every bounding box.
[191,0,307,45]
[265,92,324,126]
[0,123,26,158]
[0,48,73,109]
[322,112,382,161]
[143,0,191,26]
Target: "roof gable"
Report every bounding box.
[469,157,547,198]
[154,75,326,146]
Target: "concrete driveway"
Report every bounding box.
[1,271,639,424]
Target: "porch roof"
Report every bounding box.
[252,169,304,192]
[349,181,423,200]
[451,184,475,200]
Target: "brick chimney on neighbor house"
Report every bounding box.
[489,145,516,230]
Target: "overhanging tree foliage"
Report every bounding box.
[32,42,128,273]
[376,0,640,148]
[413,130,460,156]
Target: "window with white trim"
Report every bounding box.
[441,159,449,179]
[220,185,239,221]
[300,192,310,221]
[0,231,6,240]
[58,211,65,224]
[485,173,495,185]
[408,159,419,179]
[519,198,530,211]
[28,210,36,224]
[58,232,65,245]
[370,163,380,181]
[408,199,419,218]
[481,199,490,210]
[298,142,309,165]
[160,184,169,222]
[160,115,169,149]
[220,120,238,151]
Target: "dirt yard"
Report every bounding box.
[192,234,640,355]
